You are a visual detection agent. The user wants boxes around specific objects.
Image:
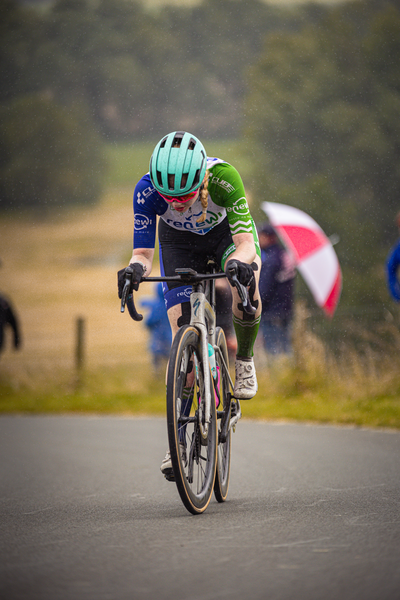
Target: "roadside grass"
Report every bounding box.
[1,360,400,428]
[0,367,167,416]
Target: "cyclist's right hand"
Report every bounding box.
[225,259,257,288]
[117,262,145,299]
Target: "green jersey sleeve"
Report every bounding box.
[208,162,254,237]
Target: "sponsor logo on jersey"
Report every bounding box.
[177,288,192,299]
[142,186,154,197]
[222,243,236,264]
[226,196,249,216]
[134,214,150,230]
[136,186,154,205]
[211,176,235,193]
[165,209,221,231]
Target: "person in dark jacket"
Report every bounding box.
[258,223,296,356]
[386,211,400,303]
[0,294,21,355]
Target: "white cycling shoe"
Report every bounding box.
[160,450,174,480]
[233,357,258,400]
[160,444,187,481]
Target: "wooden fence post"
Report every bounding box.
[75,317,85,374]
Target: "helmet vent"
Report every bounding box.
[192,169,200,187]
[172,132,184,148]
[188,139,196,150]
[159,136,168,149]
[156,170,163,187]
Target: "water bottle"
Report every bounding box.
[208,343,217,380]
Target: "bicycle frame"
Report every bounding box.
[189,282,214,431]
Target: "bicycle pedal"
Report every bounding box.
[163,470,175,482]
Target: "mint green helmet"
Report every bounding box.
[149,131,207,196]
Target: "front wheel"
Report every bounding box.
[214,327,232,503]
[167,325,217,515]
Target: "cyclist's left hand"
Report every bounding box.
[225,259,258,287]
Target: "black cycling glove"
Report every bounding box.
[117,263,145,299]
[225,259,258,288]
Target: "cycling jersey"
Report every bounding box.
[133,157,260,256]
[158,217,235,309]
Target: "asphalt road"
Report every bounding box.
[1,415,399,600]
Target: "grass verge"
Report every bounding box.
[1,362,399,429]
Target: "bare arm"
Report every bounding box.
[130,248,155,276]
[228,232,257,265]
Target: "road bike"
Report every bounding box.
[120,261,256,515]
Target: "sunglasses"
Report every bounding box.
[159,189,199,204]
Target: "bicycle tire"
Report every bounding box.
[167,325,217,515]
[213,327,232,503]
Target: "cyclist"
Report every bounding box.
[117,131,262,473]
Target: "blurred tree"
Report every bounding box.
[244,1,400,311]
[0,93,106,211]
[0,0,45,101]
[161,0,294,137]
[0,0,301,140]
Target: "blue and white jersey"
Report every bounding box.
[133,158,226,249]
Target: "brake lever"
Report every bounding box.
[120,268,133,313]
[227,264,257,315]
[120,267,144,321]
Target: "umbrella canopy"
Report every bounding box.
[261,202,342,317]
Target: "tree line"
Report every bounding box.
[0,0,297,209]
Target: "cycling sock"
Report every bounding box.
[232,315,261,358]
[181,385,193,414]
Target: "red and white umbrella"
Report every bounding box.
[262,202,342,318]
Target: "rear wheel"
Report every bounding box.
[167,325,217,515]
[214,327,232,503]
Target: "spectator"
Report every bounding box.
[258,223,296,357]
[386,211,400,303]
[0,294,21,356]
[141,283,172,374]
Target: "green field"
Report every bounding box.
[103,139,255,187]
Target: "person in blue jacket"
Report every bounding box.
[258,223,296,356]
[141,283,172,374]
[386,212,400,303]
